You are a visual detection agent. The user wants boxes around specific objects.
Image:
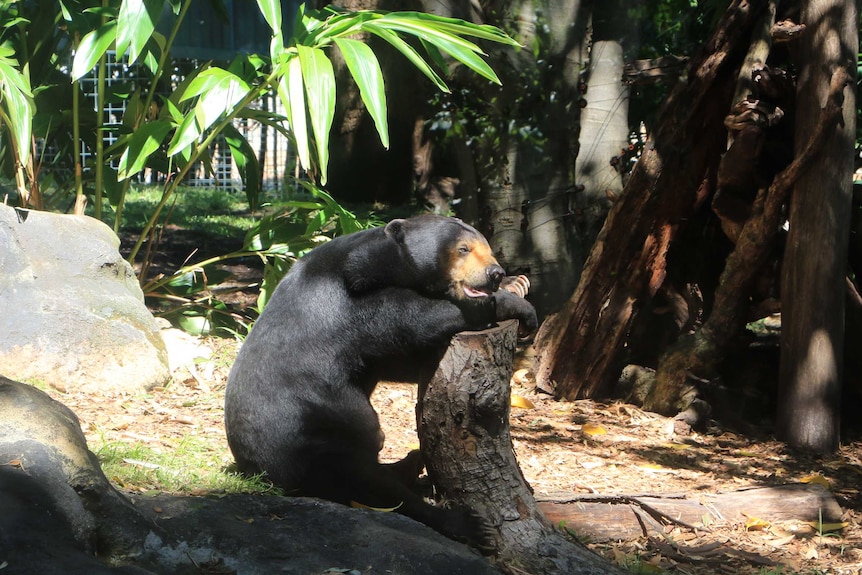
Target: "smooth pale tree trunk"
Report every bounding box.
[575,0,630,245]
[777,0,857,453]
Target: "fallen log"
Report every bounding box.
[417,321,626,575]
[537,483,843,542]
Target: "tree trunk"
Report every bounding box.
[320,0,429,205]
[574,0,631,246]
[534,0,763,400]
[777,0,857,453]
[322,0,588,318]
[417,321,626,575]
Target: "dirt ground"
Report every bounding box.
[53,328,862,575]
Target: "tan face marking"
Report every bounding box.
[447,235,500,299]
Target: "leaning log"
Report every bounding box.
[644,67,852,417]
[417,321,626,575]
[533,0,765,400]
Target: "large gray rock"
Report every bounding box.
[0,205,169,392]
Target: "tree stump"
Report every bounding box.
[417,321,625,575]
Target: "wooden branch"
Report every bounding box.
[417,321,626,575]
[732,0,776,106]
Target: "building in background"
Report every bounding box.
[69,0,302,194]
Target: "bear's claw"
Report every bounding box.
[500,274,530,298]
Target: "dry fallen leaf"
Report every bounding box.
[511,394,536,409]
[638,463,674,474]
[767,533,797,547]
[512,368,533,386]
[744,516,771,531]
[799,474,831,488]
[351,500,403,512]
[805,520,848,533]
[582,423,607,436]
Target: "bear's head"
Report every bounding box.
[384,215,505,302]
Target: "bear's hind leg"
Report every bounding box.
[382,449,424,488]
[302,448,493,550]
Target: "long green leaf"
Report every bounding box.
[237,108,291,137]
[222,123,261,210]
[297,45,335,183]
[255,0,283,56]
[167,110,200,157]
[118,119,173,179]
[383,11,520,46]
[334,38,388,149]
[285,57,310,175]
[255,0,281,35]
[303,11,374,44]
[71,21,117,80]
[363,23,448,91]
[116,0,165,65]
[426,35,501,84]
[0,54,34,162]
[180,68,227,102]
[183,68,251,134]
[372,18,502,84]
[374,17,487,55]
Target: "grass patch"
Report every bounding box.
[94,436,281,496]
[109,186,264,238]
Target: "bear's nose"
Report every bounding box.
[487,265,505,289]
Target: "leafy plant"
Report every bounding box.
[145,185,380,336]
[0,34,35,203]
[0,0,517,331]
[65,0,517,269]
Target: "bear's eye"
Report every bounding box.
[457,245,471,256]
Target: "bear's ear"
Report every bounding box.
[384,219,406,243]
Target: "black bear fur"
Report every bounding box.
[224,214,537,547]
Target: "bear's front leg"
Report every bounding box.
[492,288,537,336]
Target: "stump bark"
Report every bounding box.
[417,321,626,575]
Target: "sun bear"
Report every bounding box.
[224,214,537,547]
